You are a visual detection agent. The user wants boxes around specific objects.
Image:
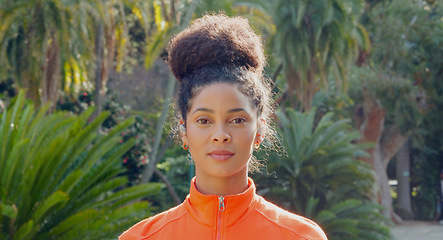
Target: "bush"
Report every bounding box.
[57,89,156,184]
[258,108,391,240]
[0,91,163,239]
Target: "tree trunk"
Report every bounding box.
[101,5,116,94]
[141,75,176,183]
[372,143,392,219]
[395,140,413,219]
[22,2,43,105]
[93,1,117,120]
[303,64,315,111]
[160,0,170,22]
[42,34,60,109]
[355,88,402,222]
[381,126,410,167]
[93,22,104,120]
[285,66,302,109]
[285,59,317,111]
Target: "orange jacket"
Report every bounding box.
[119,178,327,240]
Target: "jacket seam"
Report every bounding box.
[141,211,188,240]
[253,208,309,240]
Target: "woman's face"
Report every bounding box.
[183,83,260,180]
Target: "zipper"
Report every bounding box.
[218,196,225,211]
[216,196,225,240]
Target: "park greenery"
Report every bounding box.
[0,91,163,239]
[0,0,442,239]
[258,108,389,239]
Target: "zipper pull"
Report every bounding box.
[218,196,225,212]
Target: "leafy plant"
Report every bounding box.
[367,0,443,220]
[258,108,391,240]
[0,91,163,240]
[267,0,370,110]
[154,154,192,210]
[0,0,156,105]
[57,88,156,184]
[347,66,422,133]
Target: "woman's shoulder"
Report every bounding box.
[119,202,187,240]
[253,195,328,240]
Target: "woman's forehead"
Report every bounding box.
[188,83,255,114]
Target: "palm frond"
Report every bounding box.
[0,91,163,239]
[261,107,391,239]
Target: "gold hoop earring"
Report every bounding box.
[183,143,189,150]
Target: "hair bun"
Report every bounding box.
[167,14,265,82]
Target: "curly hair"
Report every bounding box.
[168,14,265,81]
[167,13,276,172]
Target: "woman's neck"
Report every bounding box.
[194,168,249,196]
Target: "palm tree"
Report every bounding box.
[0,0,103,105]
[0,0,149,108]
[267,0,370,110]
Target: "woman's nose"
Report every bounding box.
[211,126,231,143]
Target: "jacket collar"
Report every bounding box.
[185,177,257,227]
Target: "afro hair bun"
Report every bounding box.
[167,14,265,82]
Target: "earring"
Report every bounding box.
[254,142,260,149]
[183,143,189,150]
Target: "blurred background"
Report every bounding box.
[0,0,442,239]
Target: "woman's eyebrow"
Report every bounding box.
[228,108,247,113]
[192,108,213,115]
[192,108,248,115]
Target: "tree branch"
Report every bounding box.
[160,0,169,22]
[141,75,176,183]
[154,168,181,205]
[380,125,410,167]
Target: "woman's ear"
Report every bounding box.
[255,118,266,144]
[179,119,188,144]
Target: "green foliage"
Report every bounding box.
[192,0,238,16]
[0,0,103,96]
[368,0,442,76]
[273,0,369,70]
[269,0,370,108]
[57,88,157,184]
[410,143,441,220]
[0,91,163,239]
[143,0,199,69]
[154,152,192,210]
[313,90,355,119]
[399,0,443,220]
[358,0,443,220]
[259,108,391,240]
[347,66,422,133]
[120,113,155,183]
[362,0,439,131]
[0,0,156,104]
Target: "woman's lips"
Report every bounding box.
[208,150,234,161]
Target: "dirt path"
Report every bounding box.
[390,221,443,240]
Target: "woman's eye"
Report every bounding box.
[197,119,211,124]
[231,118,246,124]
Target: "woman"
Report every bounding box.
[119,14,327,240]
